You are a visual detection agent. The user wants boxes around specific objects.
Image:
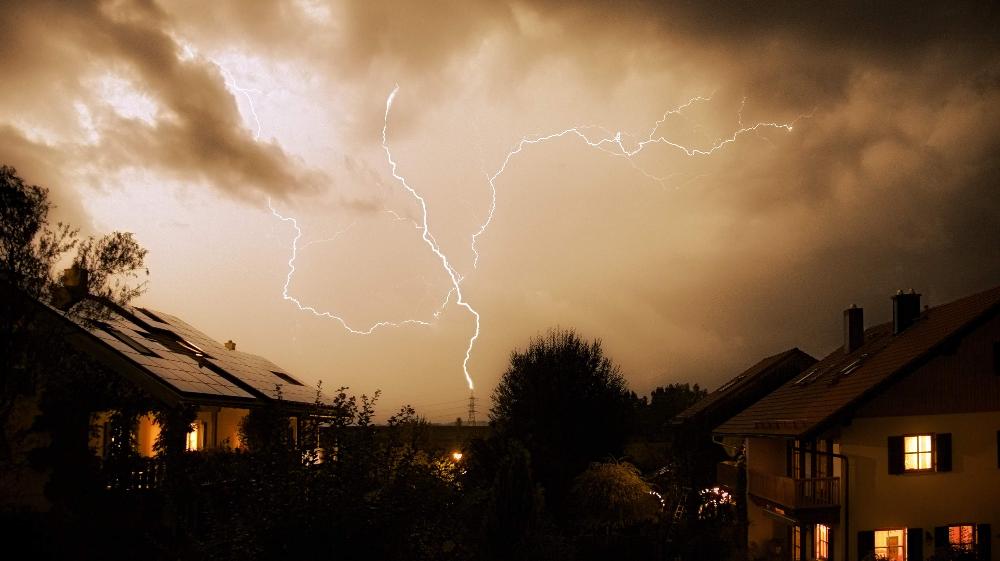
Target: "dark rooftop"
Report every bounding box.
[674,347,816,428]
[715,284,1000,438]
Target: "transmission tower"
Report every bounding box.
[466,390,478,426]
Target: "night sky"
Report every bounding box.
[2,1,998,421]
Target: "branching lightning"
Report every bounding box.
[269,200,438,335]
[470,94,804,267]
[381,85,479,390]
[268,84,805,392]
[220,67,263,141]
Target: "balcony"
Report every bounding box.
[717,460,740,491]
[747,468,839,509]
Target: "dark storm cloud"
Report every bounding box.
[0,126,93,231]
[0,0,322,200]
[2,0,998,400]
[300,0,1000,390]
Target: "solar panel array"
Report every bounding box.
[79,304,325,406]
[85,313,254,400]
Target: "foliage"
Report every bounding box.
[1,165,148,469]
[569,461,659,530]
[154,390,466,561]
[637,382,707,436]
[460,436,545,560]
[927,548,981,561]
[490,327,636,510]
[0,164,147,305]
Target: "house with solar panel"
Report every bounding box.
[2,266,327,502]
[80,299,327,458]
[713,286,1000,561]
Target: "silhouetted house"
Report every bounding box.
[78,299,326,456]
[675,348,817,430]
[715,286,1000,561]
[2,275,327,507]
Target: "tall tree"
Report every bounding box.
[490,327,635,511]
[0,165,148,497]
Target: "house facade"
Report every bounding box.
[79,300,324,459]
[3,273,327,506]
[714,286,1000,561]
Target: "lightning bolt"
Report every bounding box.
[220,66,263,141]
[269,200,438,335]
[470,95,806,267]
[269,85,807,393]
[382,85,479,390]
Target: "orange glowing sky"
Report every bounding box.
[2,1,999,421]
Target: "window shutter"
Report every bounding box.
[858,530,875,561]
[935,526,948,554]
[978,523,991,561]
[888,436,904,474]
[936,433,952,472]
[908,528,923,561]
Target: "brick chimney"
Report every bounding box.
[224,340,236,351]
[844,305,864,353]
[892,289,921,334]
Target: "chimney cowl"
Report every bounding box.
[892,290,922,334]
[844,305,864,353]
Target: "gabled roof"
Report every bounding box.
[715,284,1000,438]
[674,348,816,429]
[117,306,324,406]
[5,277,327,409]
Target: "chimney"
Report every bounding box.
[224,340,236,351]
[892,289,921,334]
[53,265,90,310]
[844,305,864,353]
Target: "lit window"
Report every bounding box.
[792,526,802,561]
[186,422,202,451]
[875,529,906,561]
[904,435,933,471]
[815,524,829,560]
[948,525,976,552]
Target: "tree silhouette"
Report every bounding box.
[1,165,149,509]
[490,327,635,511]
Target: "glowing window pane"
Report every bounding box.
[919,452,932,469]
[793,526,802,561]
[815,524,830,560]
[186,423,200,451]
[949,525,976,551]
[903,434,934,471]
[875,529,906,561]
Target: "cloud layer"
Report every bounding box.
[2,1,998,416]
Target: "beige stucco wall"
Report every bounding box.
[217,407,248,450]
[749,436,789,475]
[136,413,160,457]
[839,410,1000,561]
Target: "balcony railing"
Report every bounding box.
[717,460,740,491]
[747,468,839,509]
[104,457,163,491]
